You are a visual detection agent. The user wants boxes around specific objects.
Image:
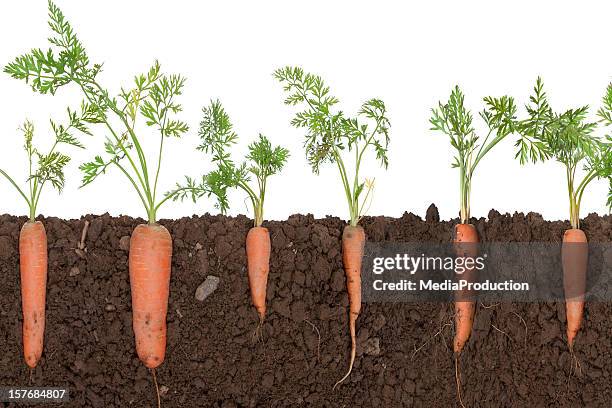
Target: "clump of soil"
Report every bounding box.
[0,207,610,407]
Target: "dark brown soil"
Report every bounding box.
[0,206,610,407]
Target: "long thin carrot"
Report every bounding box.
[562,228,588,349]
[453,223,479,408]
[334,225,365,389]
[246,226,271,324]
[453,223,478,353]
[20,221,48,368]
[129,224,172,369]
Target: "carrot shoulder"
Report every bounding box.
[129,224,172,369]
[246,226,271,322]
[20,220,48,368]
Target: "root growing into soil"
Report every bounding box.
[305,319,321,363]
[566,346,583,390]
[455,353,466,408]
[252,316,264,344]
[151,368,161,408]
[333,314,357,390]
[411,317,453,359]
[510,311,528,348]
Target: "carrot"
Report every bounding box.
[129,224,172,369]
[20,221,48,368]
[275,68,390,388]
[0,119,82,368]
[246,226,271,323]
[562,228,588,349]
[453,223,479,354]
[184,102,289,329]
[334,225,365,389]
[452,223,479,407]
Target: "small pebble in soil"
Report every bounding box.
[364,337,381,356]
[159,385,169,396]
[119,236,130,251]
[105,304,116,312]
[69,266,80,277]
[195,276,220,302]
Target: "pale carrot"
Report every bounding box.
[246,226,271,323]
[19,221,48,368]
[562,228,588,349]
[129,224,173,369]
[334,225,365,389]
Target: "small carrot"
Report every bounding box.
[453,223,479,354]
[334,225,365,389]
[129,224,173,369]
[246,226,271,323]
[0,119,83,369]
[182,101,289,330]
[275,68,390,388]
[516,79,612,349]
[562,228,588,349]
[20,221,48,368]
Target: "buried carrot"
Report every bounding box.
[517,79,612,349]
[246,227,272,325]
[275,67,390,387]
[562,229,588,349]
[20,221,48,368]
[173,100,289,331]
[0,119,84,368]
[130,224,172,368]
[430,85,545,404]
[452,223,479,354]
[335,225,365,388]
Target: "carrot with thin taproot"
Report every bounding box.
[334,225,365,389]
[246,226,271,323]
[275,67,390,387]
[452,223,479,408]
[562,228,588,349]
[129,224,173,369]
[20,221,48,368]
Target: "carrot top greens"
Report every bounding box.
[274,66,390,227]
[0,111,88,221]
[518,78,612,228]
[4,1,195,224]
[430,86,546,224]
[169,100,289,227]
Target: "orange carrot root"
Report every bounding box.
[334,225,365,389]
[562,228,588,349]
[452,224,478,354]
[20,221,48,368]
[129,224,172,369]
[246,227,271,323]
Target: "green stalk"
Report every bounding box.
[0,169,32,213]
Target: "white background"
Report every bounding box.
[0,0,610,222]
